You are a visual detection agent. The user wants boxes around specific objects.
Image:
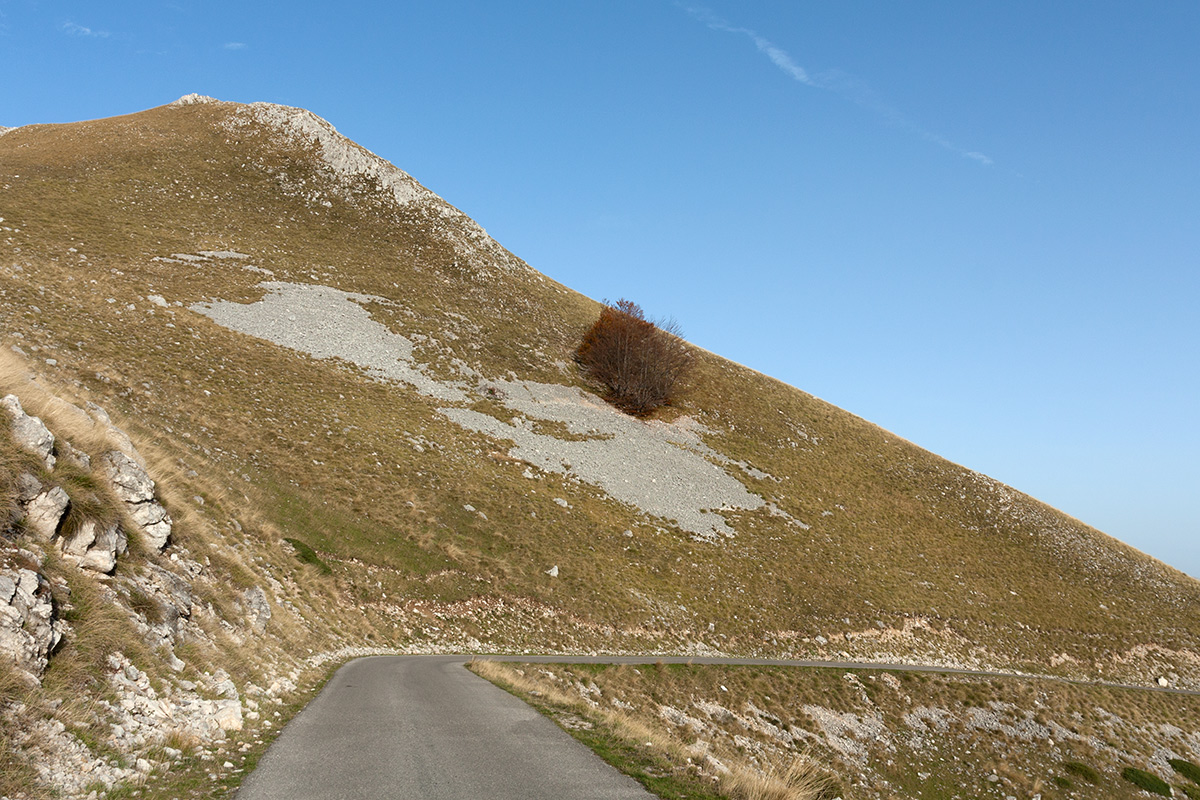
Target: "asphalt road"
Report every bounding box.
[236,652,1199,799]
[234,655,657,800]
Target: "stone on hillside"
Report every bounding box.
[128,499,172,551]
[242,586,272,633]
[145,563,195,620]
[2,394,56,469]
[210,699,243,732]
[59,440,91,471]
[100,450,172,550]
[16,472,43,503]
[0,567,65,680]
[59,519,127,573]
[24,486,69,539]
[101,450,154,503]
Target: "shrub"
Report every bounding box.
[1063,761,1102,784]
[1121,767,1172,797]
[574,299,692,417]
[1171,759,1200,785]
[284,537,332,574]
[1181,784,1200,800]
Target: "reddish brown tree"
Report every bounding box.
[574,299,692,417]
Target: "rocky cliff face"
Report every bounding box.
[0,372,370,797]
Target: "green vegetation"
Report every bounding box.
[1171,758,1200,785]
[1064,761,1103,784]
[1121,767,1172,796]
[282,537,333,574]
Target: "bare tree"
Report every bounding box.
[574,299,692,417]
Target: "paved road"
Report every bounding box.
[237,652,1198,799]
[235,655,656,800]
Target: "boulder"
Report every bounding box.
[59,519,127,573]
[242,586,272,633]
[101,451,155,504]
[23,486,69,539]
[2,394,56,470]
[100,450,172,551]
[16,472,43,503]
[0,567,64,680]
[127,500,172,551]
[210,699,243,732]
[59,440,91,471]
[145,563,194,619]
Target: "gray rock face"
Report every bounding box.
[242,586,272,633]
[16,472,43,503]
[100,450,172,550]
[128,564,195,644]
[101,450,155,503]
[59,519,127,573]
[23,486,69,540]
[0,567,64,680]
[2,394,56,469]
[59,440,91,471]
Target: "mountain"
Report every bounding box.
[2,95,1197,799]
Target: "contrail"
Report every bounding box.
[681,5,993,167]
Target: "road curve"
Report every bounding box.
[234,655,656,800]
[237,653,1198,799]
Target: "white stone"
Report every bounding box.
[60,519,127,573]
[211,700,243,731]
[101,450,155,503]
[3,394,56,469]
[24,486,69,539]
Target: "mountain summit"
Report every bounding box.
[2,95,1197,797]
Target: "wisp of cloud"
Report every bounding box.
[62,21,110,38]
[680,5,993,167]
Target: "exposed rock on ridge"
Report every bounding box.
[188,93,529,277]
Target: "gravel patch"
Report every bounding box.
[192,281,775,540]
[442,381,767,540]
[191,282,467,401]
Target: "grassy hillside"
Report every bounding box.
[1,95,1197,698]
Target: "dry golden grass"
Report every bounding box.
[470,660,833,800]
[722,756,830,800]
[505,660,1200,800]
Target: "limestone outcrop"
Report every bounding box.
[2,394,56,469]
[16,473,69,540]
[101,450,172,551]
[59,518,127,573]
[0,567,65,682]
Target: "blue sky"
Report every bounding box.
[3,1,1198,578]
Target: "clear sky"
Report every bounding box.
[3,1,1197,578]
